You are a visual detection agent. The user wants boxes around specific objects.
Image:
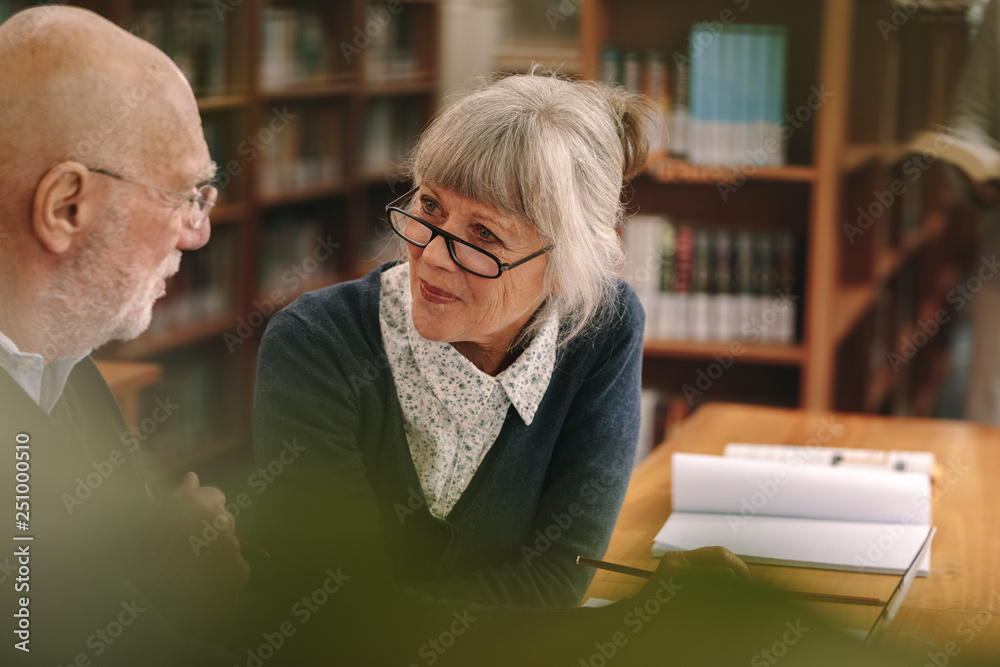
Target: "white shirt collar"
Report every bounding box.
[383,262,557,426]
[0,329,90,414]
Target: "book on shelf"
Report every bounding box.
[641,50,670,156]
[147,229,238,336]
[363,1,418,83]
[624,215,798,344]
[688,23,787,167]
[653,450,935,575]
[670,50,690,159]
[258,213,339,297]
[909,129,1000,184]
[259,104,345,195]
[132,5,226,98]
[260,7,330,89]
[599,23,785,165]
[361,98,422,173]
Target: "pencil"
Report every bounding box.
[575,556,885,607]
[236,532,271,559]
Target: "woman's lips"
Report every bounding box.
[419,279,459,304]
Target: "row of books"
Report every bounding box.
[624,216,798,344]
[600,23,788,166]
[258,104,345,195]
[132,5,227,98]
[361,98,422,173]
[362,1,419,83]
[599,47,683,157]
[261,7,332,89]
[149,228,239,335]
[258,213,341,296]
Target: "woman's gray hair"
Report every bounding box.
[407,68,652,349]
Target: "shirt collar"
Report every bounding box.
[0,329,90,414]
[384,263,557,426]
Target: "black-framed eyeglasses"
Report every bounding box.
[86,166,218,230]
[385,186,549,279]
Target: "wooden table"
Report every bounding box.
[585,403,1000,660]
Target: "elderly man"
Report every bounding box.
[0,7,247,665]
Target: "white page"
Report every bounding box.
[671,453,931,525]
[724,443,937,476]
[654,513,931,576]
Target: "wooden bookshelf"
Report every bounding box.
[580,0,975,414]
[0,0,441,476]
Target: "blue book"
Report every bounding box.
[688,24,706,164]
[746,25,767,164]
[717,26,735,165]
[689,23,723,165]
[731,26,752,165]
[763,25,788,166]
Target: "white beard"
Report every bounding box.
[35,208,181,360]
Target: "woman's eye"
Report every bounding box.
[420,198,439,215]
[475,225,501,245]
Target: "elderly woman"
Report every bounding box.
[252,71,650,608]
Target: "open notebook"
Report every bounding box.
[653,452,933,576]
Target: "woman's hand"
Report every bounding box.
[654,546,751,581]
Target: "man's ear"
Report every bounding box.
[32,161,97,255]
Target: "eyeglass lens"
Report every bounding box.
[389,210,498,276]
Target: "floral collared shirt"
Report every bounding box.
[379,262,558,519]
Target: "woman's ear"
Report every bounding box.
[33,161,96,255]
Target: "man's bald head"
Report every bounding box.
[0,6,204,209]
[0,6,213,361]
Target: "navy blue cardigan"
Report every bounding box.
[252,261,642,608]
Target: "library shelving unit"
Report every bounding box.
[580,0,975,414]
[0,0,439,480]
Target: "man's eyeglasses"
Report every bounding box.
[385,187,548,279]
[86,166,218,230]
